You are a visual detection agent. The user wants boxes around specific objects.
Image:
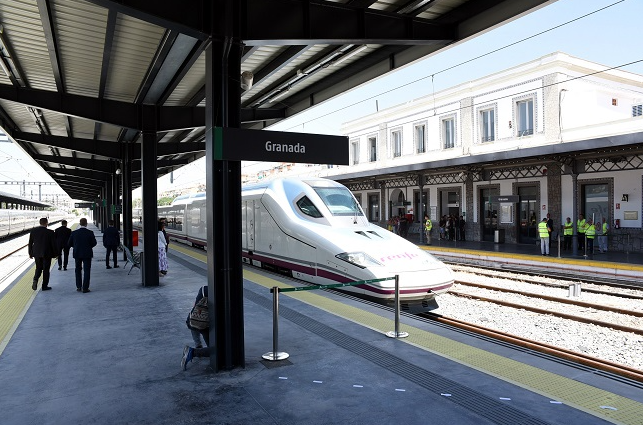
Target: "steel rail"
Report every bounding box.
[448,290,643,336]
[419,312,643,384]
[455,279,643,317]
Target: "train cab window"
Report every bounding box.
[296,196,323,218]
[314,187,364,217]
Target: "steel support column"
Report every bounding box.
[141,131,159,287]
[205,6,245,371]
[106,172,113,231]
[122,142,133,260]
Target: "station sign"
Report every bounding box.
[75,202,93,208]
[111,204,123,214]
[213,127,348,165]
[490,195,519,203]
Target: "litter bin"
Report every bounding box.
[494,229,505,243]
[132,230,139,246]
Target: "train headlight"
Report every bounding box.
[336,252,382,269]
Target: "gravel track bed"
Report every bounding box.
[432,270,643,371]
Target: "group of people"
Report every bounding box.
[438,215,466,242]
[28,217,99,292]
[539,213,609,256]
[387,215,410,238]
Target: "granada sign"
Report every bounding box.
[212,127,348,164]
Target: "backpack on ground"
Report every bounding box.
[189,295,208,330]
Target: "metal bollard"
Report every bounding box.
[568,284,574,297]
[386,275,409,338]
[262,286,289,361]
[574,283,582,297]
[557,234,561,258]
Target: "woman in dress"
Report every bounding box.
[158,220,168,275]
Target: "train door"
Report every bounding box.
[247,200,256,251]
[480,187,499,242]
[518,186,538,244]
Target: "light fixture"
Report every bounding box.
[115,168,121,175]
[331,45,368,67]
[240,71,254,91]
[622,194,629,202]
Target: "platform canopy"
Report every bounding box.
[0,0,557,201]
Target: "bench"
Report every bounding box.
[121,244,142,275]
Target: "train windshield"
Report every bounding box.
[314,187,364,217]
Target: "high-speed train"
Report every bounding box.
[0,209,69,239]
[143,177,454,310]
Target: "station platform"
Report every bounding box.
[1,223,643,424]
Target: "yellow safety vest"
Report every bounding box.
[602,222,608,234]
[577,219,586,234]
[425,219,432,231]
[563,222,573,236]
[586,224,596,239]
[538,221,549,238]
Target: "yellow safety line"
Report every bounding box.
[173,242,643,425]
[0,223,78,356]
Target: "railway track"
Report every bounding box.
[450,264,643,299]
[418,312,643,384]
[444,260,643,291]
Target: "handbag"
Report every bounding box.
[189,296,209,330]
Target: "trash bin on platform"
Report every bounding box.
[494,229,505,243]
[132,230,139,246]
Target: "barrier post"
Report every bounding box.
[386,275,409,338]
[557,233,561,258]
[568,284,574,297]
[262,286,289,361]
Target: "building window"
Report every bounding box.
[516,98,534,136]
[369,136,377,162]
[633,104,642,117]
[351,141,359,165]
[391,130,402,157]
[442,118,455,149]
[415,123,426,153]
[480,108,495,142]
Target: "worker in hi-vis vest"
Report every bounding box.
[424,214,433,245]
[538,217,551,256]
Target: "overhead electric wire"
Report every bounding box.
[270,0,632,133]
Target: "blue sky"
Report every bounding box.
[1,0,642,198]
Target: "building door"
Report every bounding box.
[480,187,499,242]
[518,186,538,244]
[582,183,609,226]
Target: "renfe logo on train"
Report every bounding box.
[214,127,348,164]
[380,252,420,262]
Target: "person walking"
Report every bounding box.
[28,217,58,291]
[538,217,551,256]
[424,214,432,245]
[103,220,120,269]
[182,285,210,370]
[562,217,573,251]
[599,218,609,253]
[68,217,97,293]
[54,219,72,271]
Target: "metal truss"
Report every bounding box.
[345,180,376,191]
[424,172,467,185]
[488,165,545,180]
[381,175,419,189]
[584,154,643,173]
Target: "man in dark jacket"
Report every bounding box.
[103,220,120,269]
[68,217,97,293]
[28,217,58,291]
[54,220,72,271]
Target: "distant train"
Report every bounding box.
[0,209,69,239]
[139,178,454,310]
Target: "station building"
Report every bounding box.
[315,52,643,252]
